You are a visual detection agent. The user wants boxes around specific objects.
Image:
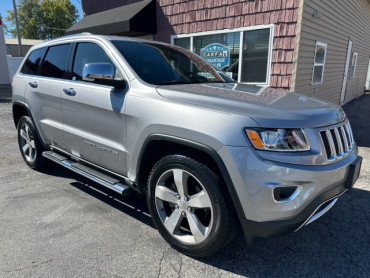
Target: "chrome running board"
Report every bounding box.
[295,197,338,232]
[42,151,131,195]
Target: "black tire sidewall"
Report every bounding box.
[147,155,232,257]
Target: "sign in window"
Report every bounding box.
[200,43,230,70]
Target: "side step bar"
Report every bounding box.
[42,151,131,195]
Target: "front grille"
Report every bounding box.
[320,121,354,161]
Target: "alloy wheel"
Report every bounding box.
[154,168,213,244]
[19,123,36,163]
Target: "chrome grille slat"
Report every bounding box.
[345,123,353,149]
[340,125,349,154]
[320,121,354,162]
[325,130,336,161]
[334,128,344,158]
[347,122,354,146]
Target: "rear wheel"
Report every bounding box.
[17,116,47,169]
[147,154,236,257]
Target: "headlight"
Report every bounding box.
[245,128,310,151]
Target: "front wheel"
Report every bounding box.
[147,155,236,257]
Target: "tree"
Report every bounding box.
[0,13,7,30]
[5,0,79,40]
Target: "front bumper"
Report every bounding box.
[240,183,346,243]
[218,146,361,243]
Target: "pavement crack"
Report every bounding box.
[157,246,171,278]
[177,254,183,278]
[0,251,121,274]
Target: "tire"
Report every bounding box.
[17,116,47,169]
[147,154,236,257]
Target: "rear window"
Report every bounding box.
[41,44,71,79]
[21,47,46,75]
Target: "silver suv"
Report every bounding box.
[12,34,362,257]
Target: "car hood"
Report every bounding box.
[156,83,346,128]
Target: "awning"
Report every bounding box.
[65,0,156,36]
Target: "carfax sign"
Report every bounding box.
[200,43,230,70]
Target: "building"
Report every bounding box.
[0,17,10,84]
[66,0,370,105]
[5,38,44,57]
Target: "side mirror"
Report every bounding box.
[82,63,126,89]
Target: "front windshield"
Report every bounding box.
[112,40,234,85]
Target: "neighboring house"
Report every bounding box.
[5,38,44,57]
[66,0,370,105]
[0,17,10,84]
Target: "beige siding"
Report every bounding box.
[291,0,370,105]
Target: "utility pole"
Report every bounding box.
[12,0,23,57]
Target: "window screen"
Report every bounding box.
[240,28,270,83]
[41,44,71,79]
[174,37,191,51]
[72,42,117,81]
[21,47,46,75]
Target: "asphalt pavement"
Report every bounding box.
[0,86,369,277]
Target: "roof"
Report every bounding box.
[5,38,44,46]
[65,0,156,36]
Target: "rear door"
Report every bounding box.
[61,41,128,175]
[25,43,72,148]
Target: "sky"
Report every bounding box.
[0,0,83,37]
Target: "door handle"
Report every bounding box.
[29,81,38,88]
[63,88,76,96]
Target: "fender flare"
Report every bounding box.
[136,134,246,220]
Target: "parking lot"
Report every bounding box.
[0,86,369,278]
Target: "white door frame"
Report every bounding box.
[365,58,370,91]
[340,40,353,102]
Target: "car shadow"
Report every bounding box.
[197,187,370,277]
[37,164,153,228]
[39,162,369,277]
[343,93,370,148]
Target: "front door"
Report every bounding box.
[61,41,128,175]
[340,40,353,102]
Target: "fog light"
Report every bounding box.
[273,186,302,203]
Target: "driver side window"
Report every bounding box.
[72,42,121,81]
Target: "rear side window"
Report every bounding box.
[41,44,71,79]
[72,42,117,81]
[21,48,46,75]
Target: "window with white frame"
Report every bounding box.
[350,52,358,78]
[312,41,327,85]
[172,25,274,85]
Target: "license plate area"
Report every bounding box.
[345,156,362,189]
